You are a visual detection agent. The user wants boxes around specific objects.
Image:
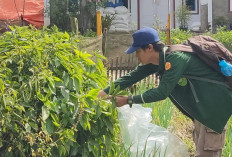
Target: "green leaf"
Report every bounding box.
[0,79,4,93]
[37,92,45,102]
[2,94,6,108]
[86,89,99,98]
[105,133,112,152]
[63,72,70,87]
[109,82,115,95]
[96,104,101,118]
[0,141,3,148]
[61,103,67,113]
[116,90,128,96]
[14,104,25,112]
[42,106,50,121]
[112,85,120,96]
[61,88,70,99]
[55,57,61,67]
[73,77,80,93]
[104,118,113,133]
[84,108,94,114]
[69,143,80,156]
[46,117,55,134]
[80,114,91,131]
[82,145,89,157]
[58,144,66,156]
[51,113,60,127]
[25,123,31,132]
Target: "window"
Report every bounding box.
[230,0,232,12]
[185,0,199,14]
[122,0,128,8]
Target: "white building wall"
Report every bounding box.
[131,0,138,29]
[130,0,212,30]
[131,0,170,29]
[175,0,201,29]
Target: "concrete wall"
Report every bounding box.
[80,36,103,54]
[105,33,133,59]
[105,32,138,67]
[212,0,232,30]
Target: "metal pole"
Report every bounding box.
[166,0,171,45]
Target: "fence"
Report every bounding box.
[106,54,160,91]
[107,54,138,81]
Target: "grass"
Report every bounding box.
[223,117,232,157]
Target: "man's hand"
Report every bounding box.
[115,96,128,107]
[98,90,107,99]
[98,90,128,107]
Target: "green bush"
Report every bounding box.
[211,27,232,52]
[159,28,192,45]
[0,26,120,156]
[83,29,97,37]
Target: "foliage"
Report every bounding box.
[153,15,165,32]
[175,4,191,29]
[102,14,115,31]
[49,0,74,31]
[83,29,97,37]
[214,16,227,26]
[222,117,232,157]
[86,0,107,17]
[0,26,120,156]
[210,27,232,52]
[159,28,193,45]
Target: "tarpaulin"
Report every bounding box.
[0,0,44,28]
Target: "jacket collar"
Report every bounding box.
[158,47,168,72]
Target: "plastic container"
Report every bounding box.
[219,60,232,76]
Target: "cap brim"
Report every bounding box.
[125,46,140,54]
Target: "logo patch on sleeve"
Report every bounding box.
[165,62,171,71]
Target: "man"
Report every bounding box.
[98,28,232,157]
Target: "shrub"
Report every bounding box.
[159,28,192,45]
[0,26,119,156]
[211,27,232,52]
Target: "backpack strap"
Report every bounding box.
[184,75,231,103]
[164,44,195,63]
[185,75,231,89]
[166,44,195,54]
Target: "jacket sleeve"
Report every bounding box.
[133,52,190,103]
[103,63,158,94]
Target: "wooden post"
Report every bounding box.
[166,0,171,45]
[70,17,79,34]
[96,11,102,36]
[120,57,122,77]
[115,57,119,80]
[111,58,113,82]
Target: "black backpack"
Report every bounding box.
[166,35,232,89]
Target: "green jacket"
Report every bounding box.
[104,50,232,133]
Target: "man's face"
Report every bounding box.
[135,48,151,65]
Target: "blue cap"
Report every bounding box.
[125,28,160,54]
